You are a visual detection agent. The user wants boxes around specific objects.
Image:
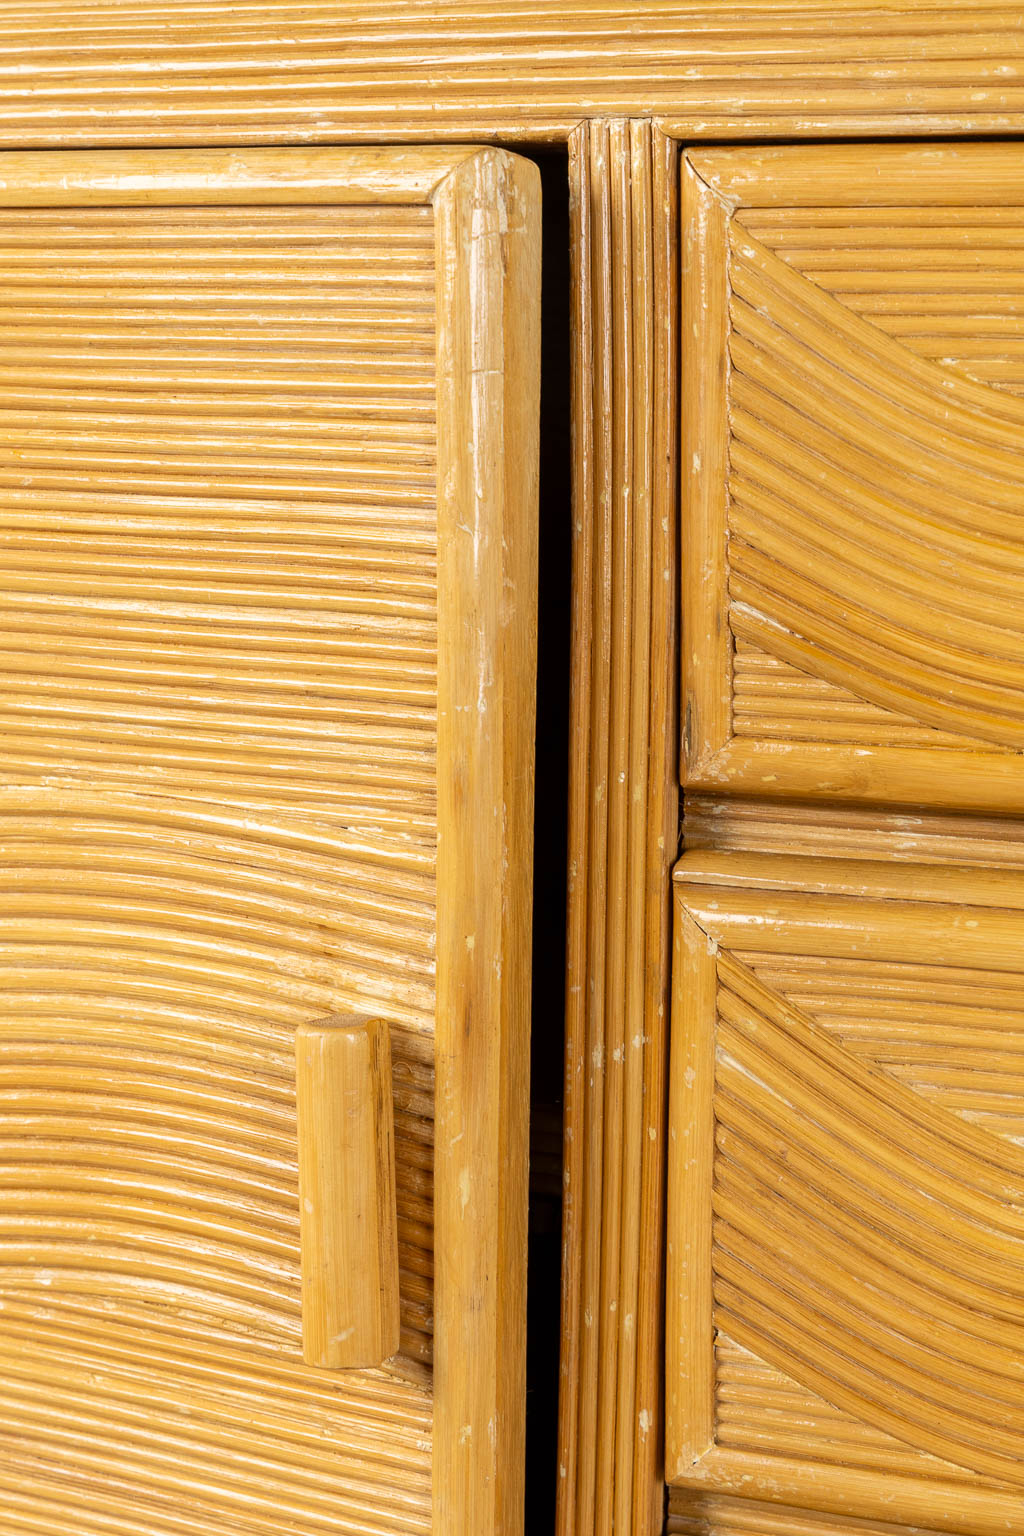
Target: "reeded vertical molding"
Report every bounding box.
[558,118,679,1536]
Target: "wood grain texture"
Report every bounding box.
[557,118,678,1536]
[0,195,440,831]
[713,1337,978,1486]
[667,1488,952,1536]
[0,791,436,1536]
[741,203,1024,399]
[684,795,1024,871]
[681,143,1024,813]
[731,641,979,750]
[0,4,1018,143]
[667,855,1024,1533]
[432,145,540,1536]
[0,145,472,203]
[0,146,540,1536]
[295,1016,400,1371]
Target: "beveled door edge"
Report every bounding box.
[432,148,541,1536]
[0,145,490,205]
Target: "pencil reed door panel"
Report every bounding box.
[681,144,1024,814]
[666,853,1024,1533]
[0,148,539,1536]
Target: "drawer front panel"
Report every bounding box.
[0,148,539,1536]
[681,144,1024,813]
[667,853,1024,1533]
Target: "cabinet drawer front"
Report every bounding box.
[681,143,1024,813]
[0,148,539,1536]
[667,852,1024,1532]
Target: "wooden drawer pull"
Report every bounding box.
[295,1015,400,1370]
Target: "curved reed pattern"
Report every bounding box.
[0,192,441,1533]
[742,949,1024,1141]
[731,640,979,749]
[0,795,435,1532]
[676,147,1024,1534]
[742,205,1024,398]
[726,228,1024,751]
[712,950,1024,1485]
[713,1336,975,1487]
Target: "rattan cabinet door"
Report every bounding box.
[668,853,1024,1534]
[667,139,1024,1536]
[0,147,539,1536]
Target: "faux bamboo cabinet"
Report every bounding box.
[0,146,540,1536]
[1,11,1024,1536]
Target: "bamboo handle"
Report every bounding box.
[295,1015,400,1370]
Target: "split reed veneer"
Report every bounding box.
[0,144,540,1536]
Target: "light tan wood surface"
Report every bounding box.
[685,796,1024,871]
[0,5,1019,143]
[0,145,539,1536]
[669,136,1024,1536]
[557,118,679,1536]
[0,145,479,203]
[681,143,1024,813]
[666,1489,955,1536]
[667,854,1024,1533]
[432,144,540,1536]
[295,1016,399,1372]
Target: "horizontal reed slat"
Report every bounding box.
[0,188,442,1533]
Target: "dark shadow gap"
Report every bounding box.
[524,146,571,1535]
